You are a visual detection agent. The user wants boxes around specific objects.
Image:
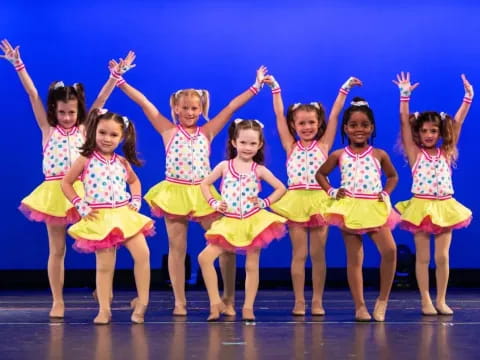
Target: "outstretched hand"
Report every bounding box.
[461,74,474,100]
[393,72,419,98]
[256,65,268,85]
[340,76,363,94]
[0,39,23,67]
[109,50,137,75]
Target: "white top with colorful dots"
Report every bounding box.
[165,125,211,185]
[81,152,131,208]
[339,146,382,199]
[220,160,261,219]
[286,141,326,190]
[411,148,453,199]
[43,126,84,180]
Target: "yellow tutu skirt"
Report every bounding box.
[205,210,287,253]
[324,196,400,234]
[395,197,472,234]
[19,179,84,225]
[144,180,221,221]
[270,189,328,227]
[68,206,155,253]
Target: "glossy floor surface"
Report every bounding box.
[0,289,479,359]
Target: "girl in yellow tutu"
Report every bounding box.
[198,119,287,322]
[62,109,154,324]
[117,64,268,316]
[393,72,473,316]
[316,97,399,322]
[0,39,134,318]
[264,74,362,316]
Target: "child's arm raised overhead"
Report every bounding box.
[393,72,420,166]
[321,77,362,152]
[264,75,294,152]
[315,150,346,199]
[202,66,267,141]
[452,74,473,145]
[0,39,49,137]
[200,161,228,213]
[90,51,137,111]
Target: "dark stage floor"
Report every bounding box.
[0,289,479,359]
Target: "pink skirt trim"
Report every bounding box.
[151,206,221,223]
[206,222,286,254]
[287,214,327,228]
[18,204,80,225]
[73,225,155,253]
[400,216,472,235]
[327,211,401,235]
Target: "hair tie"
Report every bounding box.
[351,100,369,107]
[122,116,130,128]
[174,89,183,98]
[194,89,203,97]
[291,103,301,111]
[234,118,243,125]
[253,119,264,128]
[54,81,65,89]
[414,111,419,119]
[440,112,447,121]
[98,108,108,115]
[310,102,320,109]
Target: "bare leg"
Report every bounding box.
[198,244,226,321]
[369,228,397,321]
[342,231,370,320]
[414,232,436,315]
[200,218,236,316]
[243,249,261,321]
[289,226,308,315]
[165,217,188,315]
[94,248,116,324]
[434,231,453,314]
[46,224,67,318]
[309,226,328,315]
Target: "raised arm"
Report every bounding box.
[202,66,267,141]
[263,75,295,152]
[393,72,419,166]
[257,166,287,206]
[1,39,49,136]
[452,74,473,144]
[321,77,363,152]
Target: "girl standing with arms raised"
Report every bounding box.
[265,75,362,316]
[62,109,154,324]
[316,98,398,321]
[393,72,473,315]
[198,119,287,322]
[0,39,133,318]
[118,65,267,315]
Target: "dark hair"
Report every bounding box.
[81,109,143,166]
[408,111,457,162]
[341,97,376,144]
[226,119,265,164]
[46,81,87,127]
[285,102,326,140]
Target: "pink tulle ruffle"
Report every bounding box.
[151,206,221,222]
[73,225,156,253]
[287,214,327,228]
[327,211,401,235]
[19,204,80,225]
[206,222,286,254]
[400,216,472,235]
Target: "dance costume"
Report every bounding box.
[19,126,85,224]
[144,125,220,221]
[395,148,472,234]
[270,140,328,227]
[68,151,154,253]
[205,160,286,253]
[325,146,399,233]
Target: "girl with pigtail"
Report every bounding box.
[0,38,135,319]
[264,74,362,316]
[393,72,473,316]
[115,61,268,316]
[62,109,154,324]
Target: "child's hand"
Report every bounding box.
[378,191,389,202]
[209,199,227,213]
[250,65,268,94]
[0,39,24,70]
[247,196,270,208]
[129,195,142,212]
[462,74,474,103]
[264,75,281,93]
[393,72,419,100]
[84,210,99,221]
[340,76,362,94]
[328,187,346,199]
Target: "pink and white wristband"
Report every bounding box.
[72,196,92,218]
[130,195,142,211]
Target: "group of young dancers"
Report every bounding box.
[1,38,473,324]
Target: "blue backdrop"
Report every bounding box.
[1,0,478,271]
